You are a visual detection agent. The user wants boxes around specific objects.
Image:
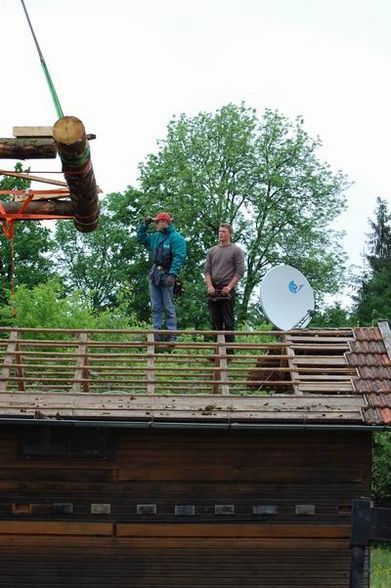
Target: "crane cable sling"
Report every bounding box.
[20,0,64,119]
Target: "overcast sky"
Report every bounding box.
[2,0,391,278]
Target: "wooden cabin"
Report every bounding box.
[0,322,389,587]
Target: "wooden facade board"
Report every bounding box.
[0,425,370,586]
[0,539,352,587]
[0,392,364,421]
[116,522,350,538]
[0,521,112,535]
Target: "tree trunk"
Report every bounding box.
[0,139,57,159]
[53,116,99,233]
[2,200,73,216]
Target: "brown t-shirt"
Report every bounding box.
[204,243,245,287]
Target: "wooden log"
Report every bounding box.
[1,200,73,217]
[0,138,57,159]
[53,116,99,233]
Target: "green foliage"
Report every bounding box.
[372,432,391,503]
[53,196,147,315]
[126,103,349,326]
[0,165,56,302]
[371,545,391,587]
[310,304,354,328]
[353,198,391,325]
[0,279,142,332]
[45,105,350,329]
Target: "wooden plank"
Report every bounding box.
[0,393,364,410]
[0,408,362,421]
[116,523,350,538]
[13,126,53,137]
[298,375,354,381]
[378,320,391,360]
[284,335,302,396]
[0,331,24,392]
[291,356,348,366]
[95,537,350,550]
[213,334,229,395]
[117,465,364,482]
[0,169,68,187]
[13,190,70,202]
[289,344,350,351]
[0,521,113,535]
[298,382,354,392]
[72,332,89,393]
[14,332,25,392]
[146,334,155,394]
[286,336,354,343]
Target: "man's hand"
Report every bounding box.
[164,274,176,288]
[144,216,154,226]
[221,286,232,295]
[207,286,216,295]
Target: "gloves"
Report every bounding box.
[144,216,154,226]
[164,274,176,288]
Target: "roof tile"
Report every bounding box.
[362,407,382,425]
[354,327,384,342]
[366,393,391,407]
[350,325,391,425]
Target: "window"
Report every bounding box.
[21,426,113,458]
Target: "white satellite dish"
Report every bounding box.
[260,265,315,330]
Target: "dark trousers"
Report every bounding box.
[208,295,235,351]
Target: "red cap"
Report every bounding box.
[153,212,172,223]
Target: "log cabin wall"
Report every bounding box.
[0,425,371,587]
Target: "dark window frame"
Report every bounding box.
[20,426,114,459]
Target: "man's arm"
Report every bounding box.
[169,233,187,276]
[204,250,215,295]
[136,223,152,248]
[204,272,215,295]
[221,247,245,295]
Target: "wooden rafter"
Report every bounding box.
[0,169,68,187]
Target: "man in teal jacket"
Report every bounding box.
[136,212,186,339]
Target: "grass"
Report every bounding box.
[371,544,391,587]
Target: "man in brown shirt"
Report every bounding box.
[204,224,245,349]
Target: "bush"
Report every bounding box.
[373,432,391,504]
[0,279,145,333]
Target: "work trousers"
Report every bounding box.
[208,295,235,351]
[148,279,176,339]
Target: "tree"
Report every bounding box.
[310,303,353,328]
[0,165,56,304]
[125,103,349,326]
[53,189,152,320]
[372,431,391,504]
[0,279,142,331]
[353,197,391,324]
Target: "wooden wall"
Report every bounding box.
[0,425,371,587]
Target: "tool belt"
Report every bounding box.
[149,264,168,286]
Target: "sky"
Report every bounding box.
[2,0,391,286]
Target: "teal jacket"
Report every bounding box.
[136,223,186,276]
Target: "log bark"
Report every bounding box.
[2,200,73,216]
[52,116,99,233]
[0,138,57,159]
